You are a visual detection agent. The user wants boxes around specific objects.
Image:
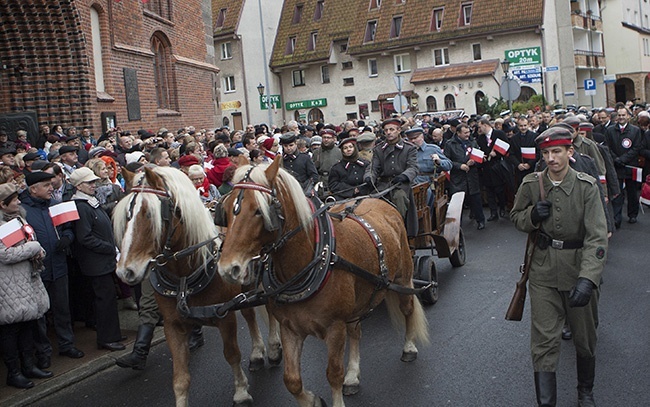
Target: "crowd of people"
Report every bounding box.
[0,100,648,399]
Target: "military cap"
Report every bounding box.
[356,131,376,143]
[58,145,78,155]
[319,128,337,137]
[535,125,573,150]
[404,127,425,139]
[562,115,581,128]
[26,171,56,187]
[553,122,575,134]
[381,118,402,128]
[23,152,40,162]
[347,127,360,135]
[578,122,594,131]
[279,132,297,145]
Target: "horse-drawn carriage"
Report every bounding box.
[410,173,466,304]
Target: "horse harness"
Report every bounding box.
[126,181,221,318]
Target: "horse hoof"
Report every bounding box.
[248,358,265,372]
[268,355,282,367]
[315,396,327,407]
[401,351,418,362]
[343,384,360,396]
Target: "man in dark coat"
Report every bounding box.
[605,107,643,226]
[476,118,512,221]
[20,171,83,368]
[445,123,486,229]
[509,116,539,188]
[280,132,319,192]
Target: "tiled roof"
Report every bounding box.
[270,0,544,68]
[270,0,357,69]
[212,0,244,37]
[410,59,499,84]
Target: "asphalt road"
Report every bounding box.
[33,211,650,407]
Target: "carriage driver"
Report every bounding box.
[364,118,419,236]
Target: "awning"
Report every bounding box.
[377,90,417,101]
[410,59,500,84]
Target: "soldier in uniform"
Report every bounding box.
[311,128,341,196]
[510,125,608,407]
[280,132,319,192]
[404,126,452,185]
[364,118,419,235]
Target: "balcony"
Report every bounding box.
[574,52,605,69]
[571,13,603,31]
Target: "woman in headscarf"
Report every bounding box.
[328,137,370,200]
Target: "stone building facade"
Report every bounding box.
[0,0,219,144]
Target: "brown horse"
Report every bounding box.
[217,156,430,407]
[113,166,281,407]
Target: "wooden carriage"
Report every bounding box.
[410,173,466,304]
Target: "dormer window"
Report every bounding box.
[215,8,226,29]
[460,3,472,26]
[286,36,297,55]
[365,20,377,42]
[314,0,324,21]
[431,7,444,31]
[293,4,303,24]
[390,16,403,38]
[370,0,382,10]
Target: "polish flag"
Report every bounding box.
[598,175,606,184]
[521,147,536,160]
[469,148,484,163]
[629,166,643,183]
[493,138,510,155]
[0,219,26,248]
[442,171,450,181]
[49,201,80,227]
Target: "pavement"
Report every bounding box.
[0,299,167,407]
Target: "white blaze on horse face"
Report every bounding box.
[116,197,150,285]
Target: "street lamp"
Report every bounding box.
[500,59,510,76]
[500,59,512,113]
[257,83,265,96]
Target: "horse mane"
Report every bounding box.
[113,166,217,256]
[233,164,313,232]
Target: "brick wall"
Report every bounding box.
[0,0,218,140]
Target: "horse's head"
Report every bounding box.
[217,156,312,285]
[113,166,216,285]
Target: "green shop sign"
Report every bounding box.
[285,98,327,111]
[504,46,542,67]
[260,95,282,110]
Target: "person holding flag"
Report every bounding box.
[0,182,52,389]
[477,118,513,221]
[445,123,486,230]
[20,171,84,369]
[510,116,539,189]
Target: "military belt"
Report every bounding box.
[537,232,583,250]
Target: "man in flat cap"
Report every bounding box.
[510,125,607,407]
[21,171,84,368]
[312,128,341,197]
[58,145,80,178]
[280,132,318,192]
[364,118,419,234]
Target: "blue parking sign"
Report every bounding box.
[584,78,596,96]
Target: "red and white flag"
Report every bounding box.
[598,175,606,184]
[0,219,26,248]
[49,201,80,227]
[521,147,536,160]
[469,148,484,163]
[442,171,450,181]
[629,166,643,183]
[493,138,510,155]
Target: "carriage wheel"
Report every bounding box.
[417,256,438,305]
[449,228,466,267]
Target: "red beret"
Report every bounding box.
[177,154,200,167]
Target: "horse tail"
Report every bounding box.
[385,292,430,346]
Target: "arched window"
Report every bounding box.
[444,94,456,109]
[516,86,537,103]
[151,33,176,110]
[90,7,105,93]
[308,108,324,123]
[474,91,485,115]
[426,96,437,111]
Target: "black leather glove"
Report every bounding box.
[569,277,595,307]
[364,176,373,185]
[392,174,409,184]
[614,157,624,168]
[530,200,552,224]
[56,236,72,251]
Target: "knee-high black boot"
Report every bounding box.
[534,372,557,407]
[116,324,155,370]
[577,356,596,407]
[21,352,53,379]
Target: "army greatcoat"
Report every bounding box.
[510,168,608,371]
[282,152,319,190]
[328,158,370,200]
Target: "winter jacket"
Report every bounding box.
[0,211,50,325]
[71,193,116,277]
[20,192,74,282]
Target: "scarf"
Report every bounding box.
[72,190,100,208]
[196,177,212,198]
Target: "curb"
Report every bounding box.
[3,329,166,407]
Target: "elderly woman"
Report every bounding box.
[187,164,220,207]
[70,168,125,352]
[328,138,370,200]
[85,158,124,215]
[206,144,234,187]
[0,183,51,388]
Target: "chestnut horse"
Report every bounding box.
[113,166,281,407]
[217,156,430,407]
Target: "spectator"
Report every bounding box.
[0,183,51,389]
[69,168,125,352]
[187,164,220,207]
